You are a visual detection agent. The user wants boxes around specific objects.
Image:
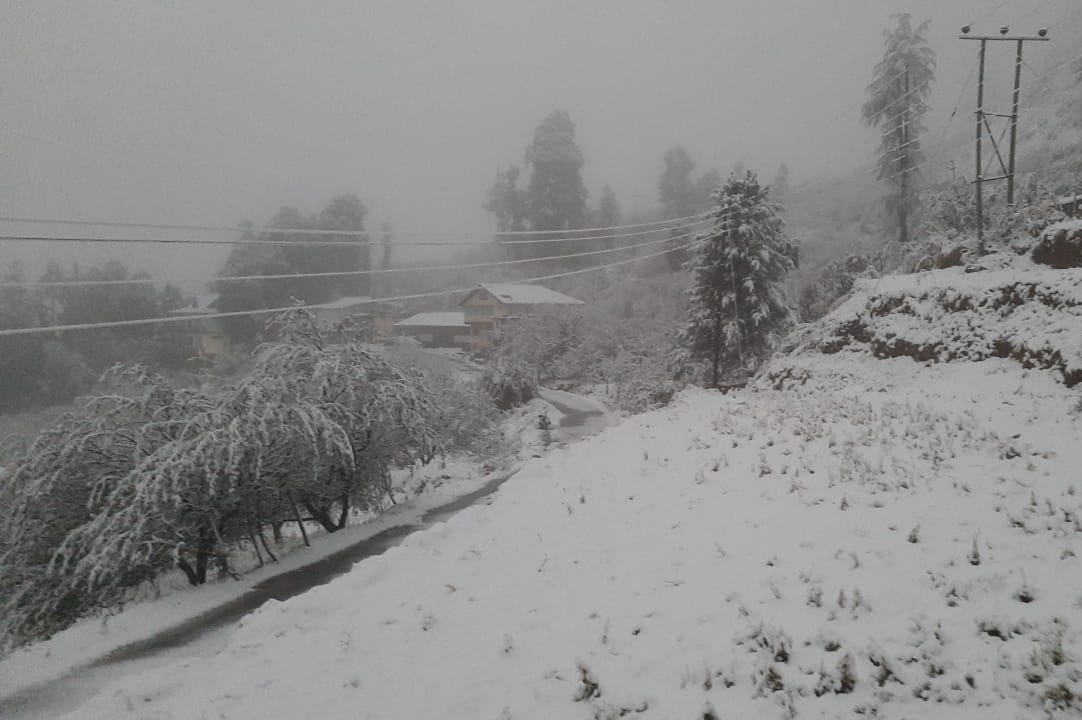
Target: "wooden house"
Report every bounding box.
[459,283,583,351]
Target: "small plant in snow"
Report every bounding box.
[968,537,982,566]
[574,663,602,701]
[1014,583,1037,604]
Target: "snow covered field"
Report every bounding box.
[40,344,1081,718]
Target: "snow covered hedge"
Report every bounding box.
[788,264,1082,387]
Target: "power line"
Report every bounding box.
[0,210,711,240]
[0,220,715,289]
[0,237,708,338]
[0,212,713,249]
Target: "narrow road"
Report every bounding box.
[0,387,616,719]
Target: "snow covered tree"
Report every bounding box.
[597,185,621,228]
[681,171,798,387]
[659,146,699,219]
[525,109,589,233]
[0,309,443,650]
[215,195,370,344]
[255,308,442,526]
[483,165,528,234]
[862,14,936,245]
[773,163,790,205]
[658,147,722,271]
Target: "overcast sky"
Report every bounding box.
[0,0,1075,284]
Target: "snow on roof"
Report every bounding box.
[472,283,583,306]
[317,296,374,310]
[394,311,469,328]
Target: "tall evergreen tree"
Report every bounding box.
[773,163,790,205]
[524,109,589,232]
[483,165,528,234]
[518,109,589,263]
[658,146,699,219]
[378,222,394,298]
[681,171,797,387]
[659,147,721,271]
[596,185,621,228]
[862,13,936,244]
[591,185,622,252]
[215,195,369,344]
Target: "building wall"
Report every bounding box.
[462,290,509,351]
[399,325,471,349]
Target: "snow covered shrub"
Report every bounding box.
[799,255,876,322]
[1033,221,1082,269]
[0,309,443,651]
[481,361,537,410]
[257,308,442,523]
[384,342,505,456]
[0,366,222,650]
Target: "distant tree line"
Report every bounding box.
[0,259,185,413]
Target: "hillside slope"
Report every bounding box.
[49,266,1082,720]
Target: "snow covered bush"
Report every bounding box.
[481,360,537,410]
[1033,220,1082,269]
[0,308,443,651]
[384,342,507,457]
[799,254,877,322]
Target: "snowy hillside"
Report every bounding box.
[52,266,1082,718]
[785,254,1082,388]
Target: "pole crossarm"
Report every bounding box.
[958,35,1049,42]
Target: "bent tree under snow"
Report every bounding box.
[0,308,442,651]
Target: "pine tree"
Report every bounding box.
[682,171,798,387]
[773,163,790,205]
[862,14,936,244]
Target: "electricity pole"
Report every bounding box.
[959,26,1049,255]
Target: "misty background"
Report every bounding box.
[0,0,1075,288]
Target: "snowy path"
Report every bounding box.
[0,389,614,719]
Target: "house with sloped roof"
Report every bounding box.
[311,296,374,325]
[459,283,584,351]
[167,293,229,360]
[393,311,471,349]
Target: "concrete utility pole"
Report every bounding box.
[959,25,1049,255]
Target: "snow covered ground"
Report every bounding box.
[10,267,1082,719]
[39,348,1082,717]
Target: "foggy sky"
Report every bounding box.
[0,0,1073,286]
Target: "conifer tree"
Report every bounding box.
[862,14,936,244]
[681,171,797,386]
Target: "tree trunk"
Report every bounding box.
[289,493,310,547]
[899,66,911,244]
[303,497,339,533]
[177,558,200,586]
[711,311,721,389]
[258,525,278,563]
[335,494,350,530]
